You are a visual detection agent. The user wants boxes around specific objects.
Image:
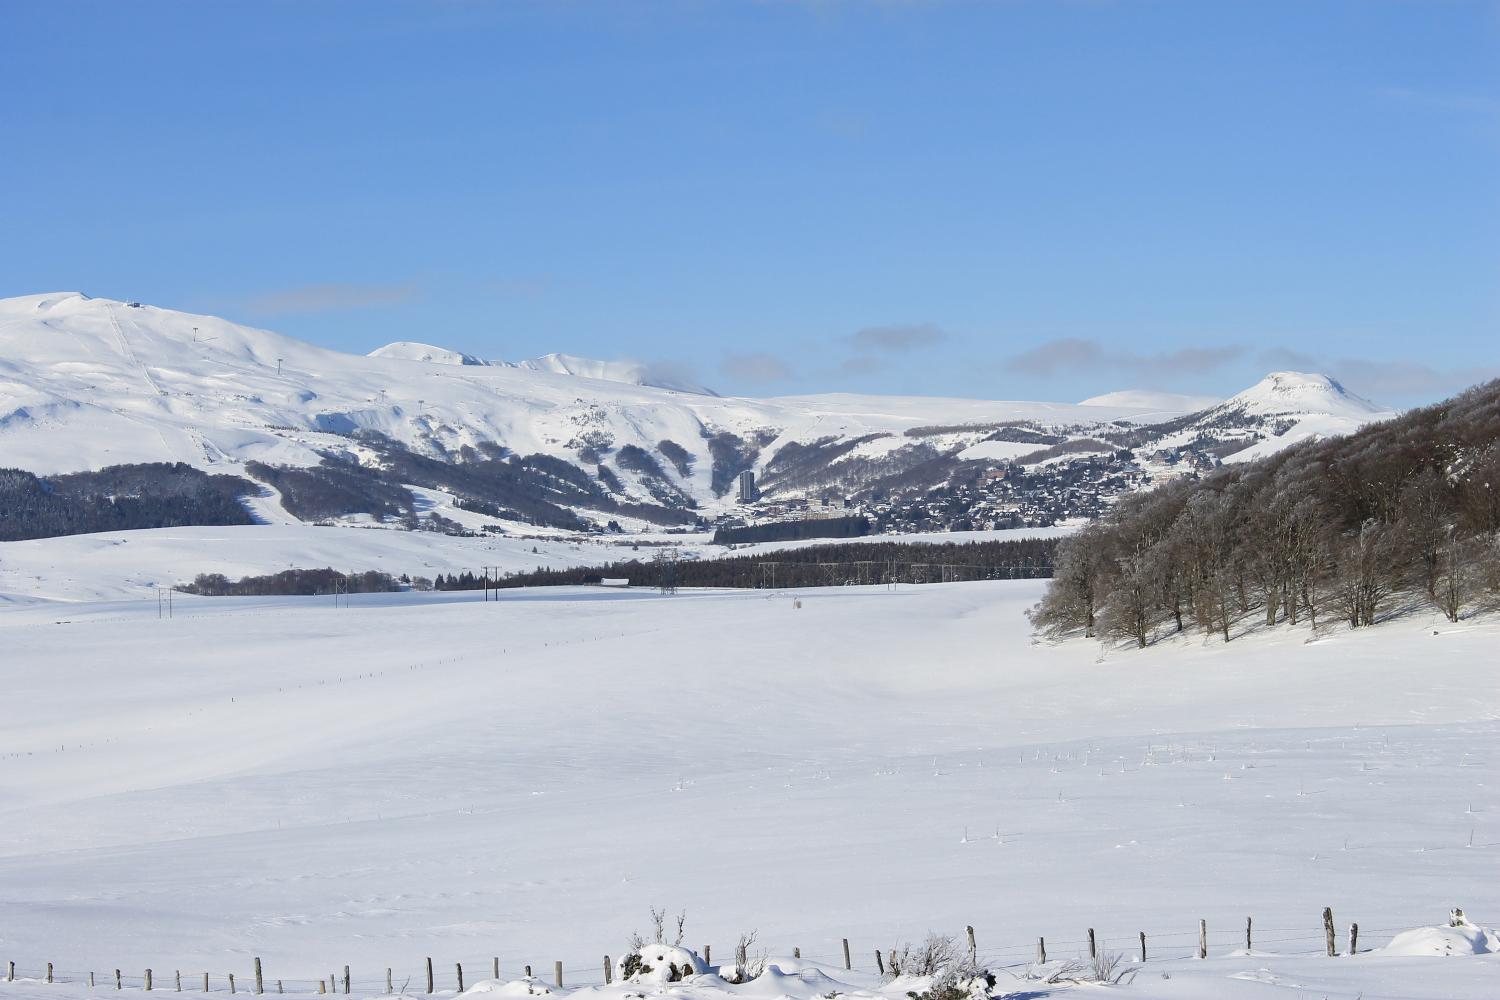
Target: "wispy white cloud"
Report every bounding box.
[1378,86,1500,117]
[1004,337,1245,377]
[721,351,795,383]
[851,322,946,353]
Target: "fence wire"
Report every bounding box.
[1,913,1443,996]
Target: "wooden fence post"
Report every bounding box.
[1350,924,1358,955]
[793,948,800,960]
[703,946,710,966]
[227,973,233,995]
[91,972,97,989]
[176,971,182,992]
[343,967,350,996]
[1323,907,1336,957]
[1138,932,1146,964]
[425,958,434,994]
[523,967,531,980]
[49,964,55,985]
[603,958,612,986]
[255,959,264,995]
[964,927,975,966]
[277,983,283,995]
[874,952,884,976]
[146,969,153,991]
[844,938,853,971]
[115,970,122,991]
[1037,938,1046,964]
[318,983,325,995]
[1198,919,1207,959]
[455,964,463,993]
[7,961,14,982]
[553,962,562,989]
[1246,917,1253,951]
[492,959,499,981]
[202,974,209,993]
[1087,929,1096,960]
[387,969,393,994]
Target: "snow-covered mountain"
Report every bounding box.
[0,292,1395,532]
[1143,371,1395,464]
[368,341,490,366]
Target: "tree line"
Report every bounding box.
[435,536,1057,591]
[712,515,870,544]
[1031,378,1500,646]
[0,463,254,541]
[180,567,402,596]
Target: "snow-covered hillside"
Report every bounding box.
[0,581,1493,999]
[1160,372,1396,464]
[0,294,1390,529]
[0,293,1194,517]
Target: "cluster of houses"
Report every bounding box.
[715,442,1225,536]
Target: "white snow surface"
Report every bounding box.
[0,580,1495,1000]
[0,524,1069,604]
[368,342,490,366]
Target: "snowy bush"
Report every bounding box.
[719,930,767,984]
[618,907,703,983]
[615,945,706,984]
[886,933,959,978]
[884,933,992,1000]
[1016,953,1132,987]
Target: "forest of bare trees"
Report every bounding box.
[1030,379,1500,646]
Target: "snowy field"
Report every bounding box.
[1,579,1496,999]
[0,525,1069,604]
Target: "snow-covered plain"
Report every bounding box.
[0,525,1072,604]
[1,580,1495,999]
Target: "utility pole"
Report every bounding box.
[275,357,283,376]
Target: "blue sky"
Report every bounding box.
[3,1,1497,406]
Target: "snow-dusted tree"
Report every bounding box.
[1101,548,1159,648]
[1028,521,1113,638]
[1172,490,1239,641]
[1332,520,1398,627]
[1398,467,1455,598]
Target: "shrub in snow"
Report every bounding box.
[884,934,993,1000]
[616,945,706,984]
[886,934,959,978]
[719,930,767,984]
[1015,954,1131,988]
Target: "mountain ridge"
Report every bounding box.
[0,292,1397,533]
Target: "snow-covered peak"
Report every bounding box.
[369,341,489,366]
[1221,371,1385,419]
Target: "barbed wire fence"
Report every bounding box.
[0,907,1447,996]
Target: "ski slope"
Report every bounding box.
[0,580,1494,999]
